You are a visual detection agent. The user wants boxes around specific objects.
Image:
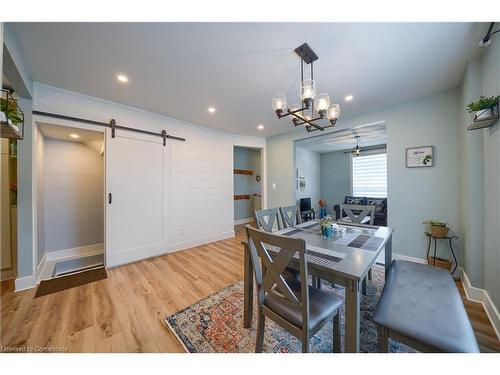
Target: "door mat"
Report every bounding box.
[35,267,107,298]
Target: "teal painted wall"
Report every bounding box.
[233,147,261,221]
[320,150,351,216]
[267,88,461,262]
[481,39,500,309]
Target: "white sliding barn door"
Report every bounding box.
[105,130,168,267]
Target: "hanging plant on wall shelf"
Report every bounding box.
[466,95,499,120]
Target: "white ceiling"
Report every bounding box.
[38,122,103,143]
[295,122,386,153]
[11,22,486,136]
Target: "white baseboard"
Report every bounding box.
[46,243,104,262]
[458,267,500,340]
[392,253,427,264]
[34,243,105,286]
[36,252,47,284]
[14,275,37,292]
[169,231,235,253]
[234,217,254,225]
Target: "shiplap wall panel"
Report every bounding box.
[33,84,265,266]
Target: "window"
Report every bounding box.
[352,152,387,198]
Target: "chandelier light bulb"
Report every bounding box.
[327,104,340,120]
[272,93,287,112]
[301,79,317,101]
[314,93,330,114]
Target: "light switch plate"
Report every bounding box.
[272,183,276,190]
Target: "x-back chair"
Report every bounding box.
[279,205,302,228]
[246,225,343,353]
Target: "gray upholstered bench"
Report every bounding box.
[373,260,479,353]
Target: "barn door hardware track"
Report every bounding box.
[32,110,186,143]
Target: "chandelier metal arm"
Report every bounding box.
[290,112,324,131]
[293,115,324,126]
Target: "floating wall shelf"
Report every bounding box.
[234,169,253,175]
[234,195,251,200]
[467,103,499,131]
[1,121,23,140]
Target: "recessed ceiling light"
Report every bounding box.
[257,124,264,130]
[345,95,354,102]
[208,107,216,113]
[70,133,80,139]
[117,74,129,83]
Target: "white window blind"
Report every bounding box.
[352,152,387,198]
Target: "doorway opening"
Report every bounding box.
[293,122,387,262]
[35,122,105,280]
[233,146,262,226]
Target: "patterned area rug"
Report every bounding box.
[163,266,415,353]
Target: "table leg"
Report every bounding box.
[433,238,437,266]
[243,242,253,328]
[426,235,431,261]
[345,279,361,353]
[384,236,392,280]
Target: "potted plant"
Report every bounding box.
[0,94,23,125]
[466,95,500,120]
[423,219,449,238]
[319,216,333,238]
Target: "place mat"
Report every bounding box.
[281,228,306,237]
[348,234,371,248]
[301,222,319,229]
[35,267,107,298]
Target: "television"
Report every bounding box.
[300,198,311,212]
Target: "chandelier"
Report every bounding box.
[352,136,362,156]
[272,43,340,133]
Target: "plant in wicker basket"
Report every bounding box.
[423,219,449,238]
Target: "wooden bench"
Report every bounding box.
[373,260,479,353]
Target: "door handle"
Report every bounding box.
[108,193,112,204]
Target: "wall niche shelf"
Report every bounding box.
[234,169,253,175]
[234,195,251,200]
[467,103,499,131]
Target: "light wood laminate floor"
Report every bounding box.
[1,224,499,352]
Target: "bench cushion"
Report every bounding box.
[373,260,479,353]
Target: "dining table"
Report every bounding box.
[242,219,394,353]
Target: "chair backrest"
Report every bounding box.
[245,225,309,327]
[340,204,375,225]
[279,205,302,228]
[254,208,282,232]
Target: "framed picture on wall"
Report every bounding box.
[406,146,434,168]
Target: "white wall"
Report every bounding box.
[268,88,460,261]
[481,39,500,309]
[294,146,321,212]
[29,83,266,274]
[43,138,104,253]
[35,126,45,264]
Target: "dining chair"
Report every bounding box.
[339,203,375,290]
[246,225,343,353]
[254,208,282,233]
[339,204,375,225]
[279,205,302,228]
